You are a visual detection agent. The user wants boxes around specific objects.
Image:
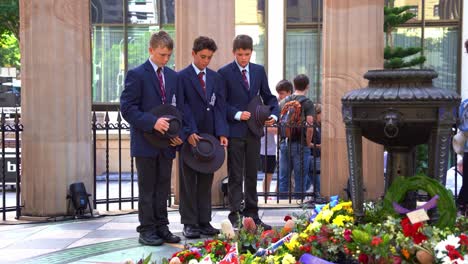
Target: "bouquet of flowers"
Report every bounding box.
[434,233,468,263]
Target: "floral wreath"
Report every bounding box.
[382,175,457,228]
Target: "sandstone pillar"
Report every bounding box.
[321,0,385,200]
[20,0,92,216]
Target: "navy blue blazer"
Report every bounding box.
[120,59,183,158]
[178,65,228,137]
[218,61,279,138]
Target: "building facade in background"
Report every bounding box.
[91,0,463,104]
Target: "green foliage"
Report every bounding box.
[384,5,426,69]
[0,32,20,68]
[0,0,19,41]
[384,6,416,33]
[382,175,457,228]
[362,200,388,224]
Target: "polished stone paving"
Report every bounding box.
[0,206,307,263]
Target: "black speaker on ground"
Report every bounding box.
[67,182,93,217]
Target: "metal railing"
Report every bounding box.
[0,107,463,219]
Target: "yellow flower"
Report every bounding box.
[265,255,275,264]
[321,209,334,222]
[332,215,346,227]
[281,253,296,264]
[305,221,322,233]
[341,201,352,208]
[284,233,300,251]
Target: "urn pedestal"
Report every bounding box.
[341,69,460,220]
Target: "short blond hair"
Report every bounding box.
[149,31,174,50]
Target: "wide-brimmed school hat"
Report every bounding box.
[246,95,272,137]
[181,133,225,174]
[143,104,182,149]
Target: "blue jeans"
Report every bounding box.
[308,156,321,193]
[279,141,311,196]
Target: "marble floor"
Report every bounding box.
[0,206,309,264]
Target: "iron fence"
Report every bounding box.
[0,107,464,219]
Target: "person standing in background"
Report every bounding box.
[260,80,293,199]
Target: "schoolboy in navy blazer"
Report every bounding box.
[218,35,279,230]
[120,31,183,246]
[178,36,228,239]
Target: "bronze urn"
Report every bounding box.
[341,69,460,220]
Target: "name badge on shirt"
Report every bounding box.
[171,95,177,107]
[209,93,216,107]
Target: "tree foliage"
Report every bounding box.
[0,0,19,42]
[0,0,20,69]
[0,32,20,68]
[384,5,426,69]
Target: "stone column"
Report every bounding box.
[175,0,235,71]
[174,0,235,205]
[20,0,92,216]
[321,0,384,200]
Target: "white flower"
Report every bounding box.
[188,259,199,264]
[434,235,461,261]
[221,219,236,239]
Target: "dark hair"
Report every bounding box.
[276,79,293,93]
[232,34,253,51]
[293,74,310,91]
[193,36,218,53]
[465,39,468,53]
[149,31,174,50]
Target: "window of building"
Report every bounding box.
[433,5,439,18]
[235,0,266,66]
[91,0,175,104]
[285,0,322,102]
[388,0,461,93]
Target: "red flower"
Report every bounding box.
[371,236,383,246]
[445,245,464,261]
[400,217,427,244]
[284,215,292,222]
[459,234,468,246]
[392,256,402,264]
[358,253,369,264]
[344,229,352,242]
[243,217,257,233]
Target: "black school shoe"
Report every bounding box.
[138,231,164,246]
[183,224,201,239]
[199,223,220,236]
[156,227,181,243]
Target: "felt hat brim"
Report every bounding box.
[143,104,182,149]
[181,133,225,174]
[246,96,271,137]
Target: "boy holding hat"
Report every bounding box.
[178,36,228,238]
[218,35,279,230]
[120,31,183,246]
